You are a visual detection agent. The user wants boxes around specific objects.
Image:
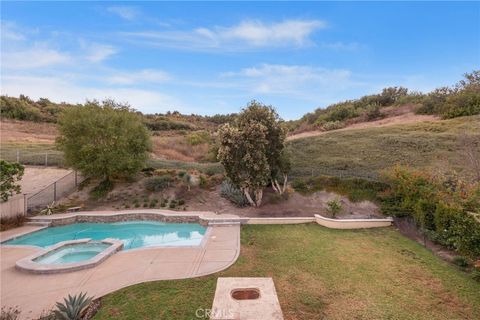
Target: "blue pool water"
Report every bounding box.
[4,221,207,250]
[34,242,110,264]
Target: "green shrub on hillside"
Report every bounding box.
[144,175,172,192]
[322,120,346,131]
[186,131,210,145]
[381,166,480,258]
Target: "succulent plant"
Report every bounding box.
[220,180,248,207]
[53,292,92,320]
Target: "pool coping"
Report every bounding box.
[15,238,124,274]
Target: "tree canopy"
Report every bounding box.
[217,101,289,207]
[0,160,24,202]
[56,100,151,181]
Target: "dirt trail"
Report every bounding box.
[287,112,440,141]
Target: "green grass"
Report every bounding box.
[94,225,480,320]
[287,115,480,180]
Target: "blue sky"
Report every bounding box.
[1,1,479,119]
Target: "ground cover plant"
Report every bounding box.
[94,225,480,320]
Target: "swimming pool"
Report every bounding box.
[4,221,207,249]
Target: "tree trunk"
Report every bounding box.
[254,189,263,207]
[271,179,279,193]
[282,174,288,193]
[243,188,257,207]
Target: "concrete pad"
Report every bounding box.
[203,249,238,262]
[0,223,240,320]
[211,278,284,320]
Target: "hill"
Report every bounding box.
[286,115,480,181]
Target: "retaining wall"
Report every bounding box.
[314,214,393,229]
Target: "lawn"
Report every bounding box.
[94,224,480,320]
[287,115,480,180]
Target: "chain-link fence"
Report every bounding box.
[27,171,85,213]
[0,149,65,167]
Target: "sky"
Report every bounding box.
[1,1,479,120]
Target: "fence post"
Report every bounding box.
[54,182,57,202]
[16,150,20,163]
[23,194,27,215]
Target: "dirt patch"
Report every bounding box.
[287,110,440,141]
[0,119,58,144]
[61,175,382,219]
[19,166,71,195]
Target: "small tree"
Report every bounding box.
[326,198,343,218]
[0,160,24,202]
[56,100,151,183]
[217,101,289,206]
[217,121,270,207]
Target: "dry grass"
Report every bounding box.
[151,133,210,162]
[287,115,480,180]
[95,225,480,320]
[0,119,57,144]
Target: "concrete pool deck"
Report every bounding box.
[0,213,240,319]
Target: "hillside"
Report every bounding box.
[287,104,439,141]
[286,115,480,181]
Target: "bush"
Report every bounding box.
[186,131,210,145]
[57,100,151,180]
[452,256,469,268]
[472,268,480,282]
[220,180,249,207]
[381,166,480,258]
[322,121,346,131]
[365,104,384,121]
[326,198,342,218]
[90,179,114,199]
[144,176,172,192]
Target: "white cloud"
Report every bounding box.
[220,20,326,46]
[120,19,327,51]
[1,74,181,113]
[106,69,171,85]
[1,45,71,69]
[222,64,354,96]
[0,21,26,41]
[84,43,117,62]
[107,6,140,21]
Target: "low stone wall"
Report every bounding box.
[243,217,315,224]
[29,211,209,227]
[314,214,393,229]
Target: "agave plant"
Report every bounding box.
[53,292,92,320]
[40,202,56,215]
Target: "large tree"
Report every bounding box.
[0,160,24,202]
[217,101,289,206]
[56,100,151,182]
